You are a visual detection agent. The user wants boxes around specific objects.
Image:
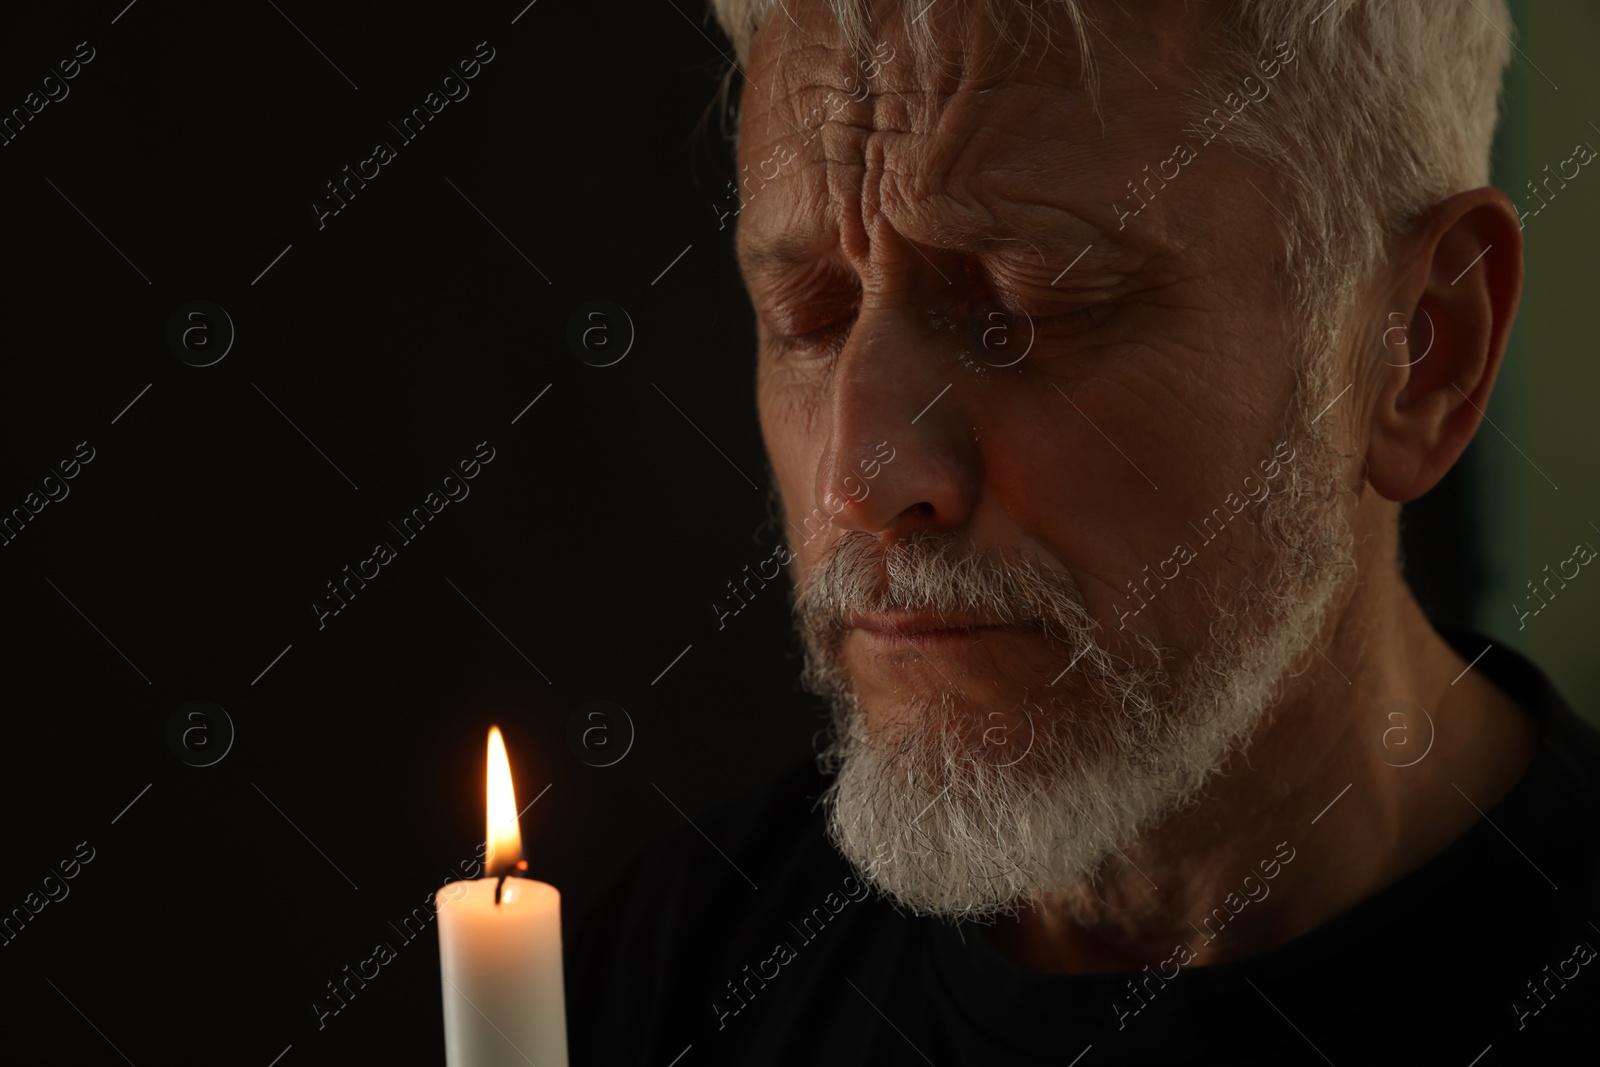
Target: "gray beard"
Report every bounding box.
[789,377,1356,922]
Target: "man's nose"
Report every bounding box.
[812,303,981,540]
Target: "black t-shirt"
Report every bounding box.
[566,629,1600,1065]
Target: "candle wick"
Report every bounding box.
[493,859,529,905]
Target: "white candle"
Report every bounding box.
[438,726,568,1067]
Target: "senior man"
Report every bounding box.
[568,1,1600,1062]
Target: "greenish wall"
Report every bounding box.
[1477,0,1600,723]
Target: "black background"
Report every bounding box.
[0,2,1474,1064]
[0,2,824,1063]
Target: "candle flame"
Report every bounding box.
[485,725,523,877]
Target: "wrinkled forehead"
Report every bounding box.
[733,0,1220,264]
[740,0,1211,136]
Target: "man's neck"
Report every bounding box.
[986,569,1539,975]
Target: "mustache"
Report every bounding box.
[792,530,1098,643]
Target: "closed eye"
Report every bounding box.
[763,300,1114,359]
[1034,301,1115,335]
[764,313,857,358]
[975,299,1116,348]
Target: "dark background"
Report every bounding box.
[0,1,1489,1064]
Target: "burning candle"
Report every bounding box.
[437,726,568,1066]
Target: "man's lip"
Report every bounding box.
[849,612,1014,638]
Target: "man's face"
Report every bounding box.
[737,1,1357,916]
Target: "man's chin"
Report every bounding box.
[817,708,1117,919]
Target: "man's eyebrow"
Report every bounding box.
[946,213,1131,265]
[736,232,830,277]
[736,206,1146,281]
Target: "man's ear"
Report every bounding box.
[1364,187,1524,503]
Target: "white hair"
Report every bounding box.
[708,0,1512,356]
